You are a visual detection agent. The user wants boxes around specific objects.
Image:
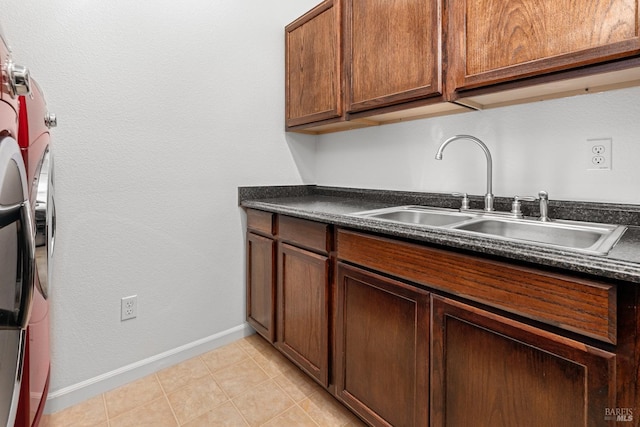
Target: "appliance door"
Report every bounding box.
[24,143,53,426]
[34,146,53,299]
[0,136,35,427]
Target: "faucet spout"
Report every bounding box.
[435,135,494,211]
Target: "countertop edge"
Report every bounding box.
[240,190,640,284]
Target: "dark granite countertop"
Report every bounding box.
[239,185,640,284]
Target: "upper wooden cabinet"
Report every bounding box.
[345,0,442,112]
[286,0,468,134]
[286,0,640,133]
[447,0,640,107]
[285,1,342,128]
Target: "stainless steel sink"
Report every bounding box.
[351,205,627,255]
[352,206,474,227]
[452,217,627,255]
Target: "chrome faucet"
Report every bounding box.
[435,135,494,211]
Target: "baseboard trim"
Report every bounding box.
[44,323,255,414]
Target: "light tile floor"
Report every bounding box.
[40,335,367,427]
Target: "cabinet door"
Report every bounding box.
[447,0,640,93]
[431,296,616,427]
[335,263,429,427]
[346,0,442,113]
[246,232,276,342]
[286,0,342,128]
[276,243,330,386]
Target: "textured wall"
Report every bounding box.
[315,86,640,204]
[3,0,319,410]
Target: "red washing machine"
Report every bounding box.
[0,22,55,427]
[0,24,36,427]
[14,76,55,427]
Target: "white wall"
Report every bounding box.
[3,0,319,411]
[316,87,640,204]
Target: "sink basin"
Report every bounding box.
[352,206,474,227]
[351,205,627,255]
[453,217,627,255]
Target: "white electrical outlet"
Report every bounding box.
[587,138,612,170]
[121,295,137,321]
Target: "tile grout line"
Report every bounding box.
[234,338,300,426]
[197,355,240,426]
[243,339,325,427]
[230,374,282,425]
[228,398,252,427]
[153,373,181,426]
[260,380,323,427]
[187,345,254,426]
[297,389,329,427]
[218,338,296,426]
[101,393,110,427]
[255,379,296,426]
[102,373,177,426]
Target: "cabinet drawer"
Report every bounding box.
[279,216,330,254]
[246,209,274,236]
[337,229,617,344]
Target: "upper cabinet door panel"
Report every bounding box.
[448,0,640,91]
[286,1,342,127]
[346,0,442,112]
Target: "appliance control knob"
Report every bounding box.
[6,60,31,96]
[45,112,57,128]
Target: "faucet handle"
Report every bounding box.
[511,195,536,217]
[451,192,470,210]
[514,195,536,202]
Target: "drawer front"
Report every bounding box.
[337,229,616,344]
[246,209,274,236]
[279,216,330,254]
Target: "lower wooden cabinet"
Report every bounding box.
[271,215,332,386]
[246,210,276,342]
[276,242,330,386]
[430,296,616,427]
[335,263,429,427]
[246,232,276,342]
[245,216,636,427]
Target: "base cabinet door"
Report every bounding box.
[246,231,276,343]
[430,296,617,427]
[276,242,330,386]
[335,263,429,427]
